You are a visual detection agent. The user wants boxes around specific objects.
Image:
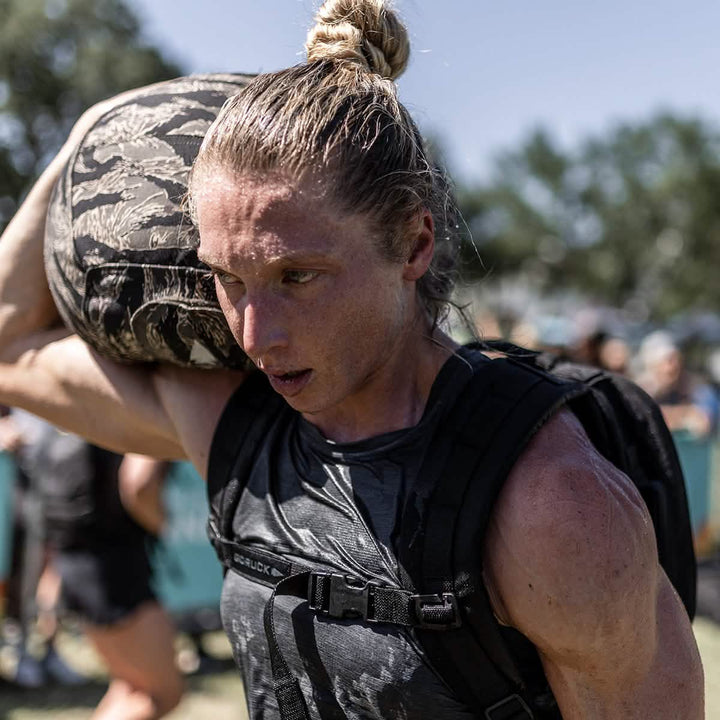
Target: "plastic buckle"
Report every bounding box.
[413,593,461,629]
[312,574,374,620]
[484,694,534,720]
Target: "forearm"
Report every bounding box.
[0,87,147,346]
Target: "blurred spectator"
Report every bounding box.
[637,331,719,438]
[0,412,183,718]
[709,347,720,392]
[570,311,631,375]
[510,315,576,357]
[573,329,609,368]
[597,336,631,375]
[0,412,85,688]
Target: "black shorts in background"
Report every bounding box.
[55,535,156,627]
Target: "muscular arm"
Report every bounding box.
[0,332,244,475]
[484,409,703,719]
[0,86,152,342]
[0,137,70,341]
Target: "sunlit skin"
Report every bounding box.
[0,113,704,719]
[194,171,457,443]
[192,170,705,716]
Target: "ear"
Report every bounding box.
[402,210,435,281]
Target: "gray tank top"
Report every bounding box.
[216,350,477,719]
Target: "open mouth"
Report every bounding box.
[278,370,307,380]
[267,368,312,397]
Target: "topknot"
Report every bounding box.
[305,0,409,80]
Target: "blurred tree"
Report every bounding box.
[0,0,183,229]
[459,115,720,321]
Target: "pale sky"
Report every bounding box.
[128,1,720,184]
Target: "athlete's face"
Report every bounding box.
[195,171,424,435]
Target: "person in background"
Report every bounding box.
[0,411,86,688]
[118,454,169,539]
[596,334,631,375]
[0,412,183,718]
[637,330,719,438]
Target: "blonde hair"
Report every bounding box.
[189,0,460,325]
[305,0,409,79]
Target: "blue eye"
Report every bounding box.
[284,270,318,284]
[214,271,242,286]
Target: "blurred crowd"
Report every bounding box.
[474,309,720,442]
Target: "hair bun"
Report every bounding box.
[305,0,409,80]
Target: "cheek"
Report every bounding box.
[317,280,404,351]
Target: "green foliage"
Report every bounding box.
[459,115,720,321]
[0,0,183,227]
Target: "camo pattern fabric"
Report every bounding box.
[45,73,254,368]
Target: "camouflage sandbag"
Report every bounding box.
[44,73,254,369]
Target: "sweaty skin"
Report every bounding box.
[194,171,450,443]
[0,119,705,718]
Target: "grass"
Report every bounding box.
[2,621,719,719]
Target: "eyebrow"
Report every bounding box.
[196,255,224,274]
[196,253,220,270]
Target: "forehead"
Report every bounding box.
[195,172,371,266]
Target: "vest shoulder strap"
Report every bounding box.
[206,371,286,550]
[401,352,586,718]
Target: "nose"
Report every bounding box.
[238,293,289,361]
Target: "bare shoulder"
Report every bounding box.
[483,407,703,716]
[155,364,247,478]
[487,410,656,624]
[484,407,655,637]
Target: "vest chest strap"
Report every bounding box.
[308,572,461,629]
[210,529,462,630]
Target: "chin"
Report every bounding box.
[278,392,320,414]
[285,392,339,421]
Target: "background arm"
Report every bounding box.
[118,454,170,536]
